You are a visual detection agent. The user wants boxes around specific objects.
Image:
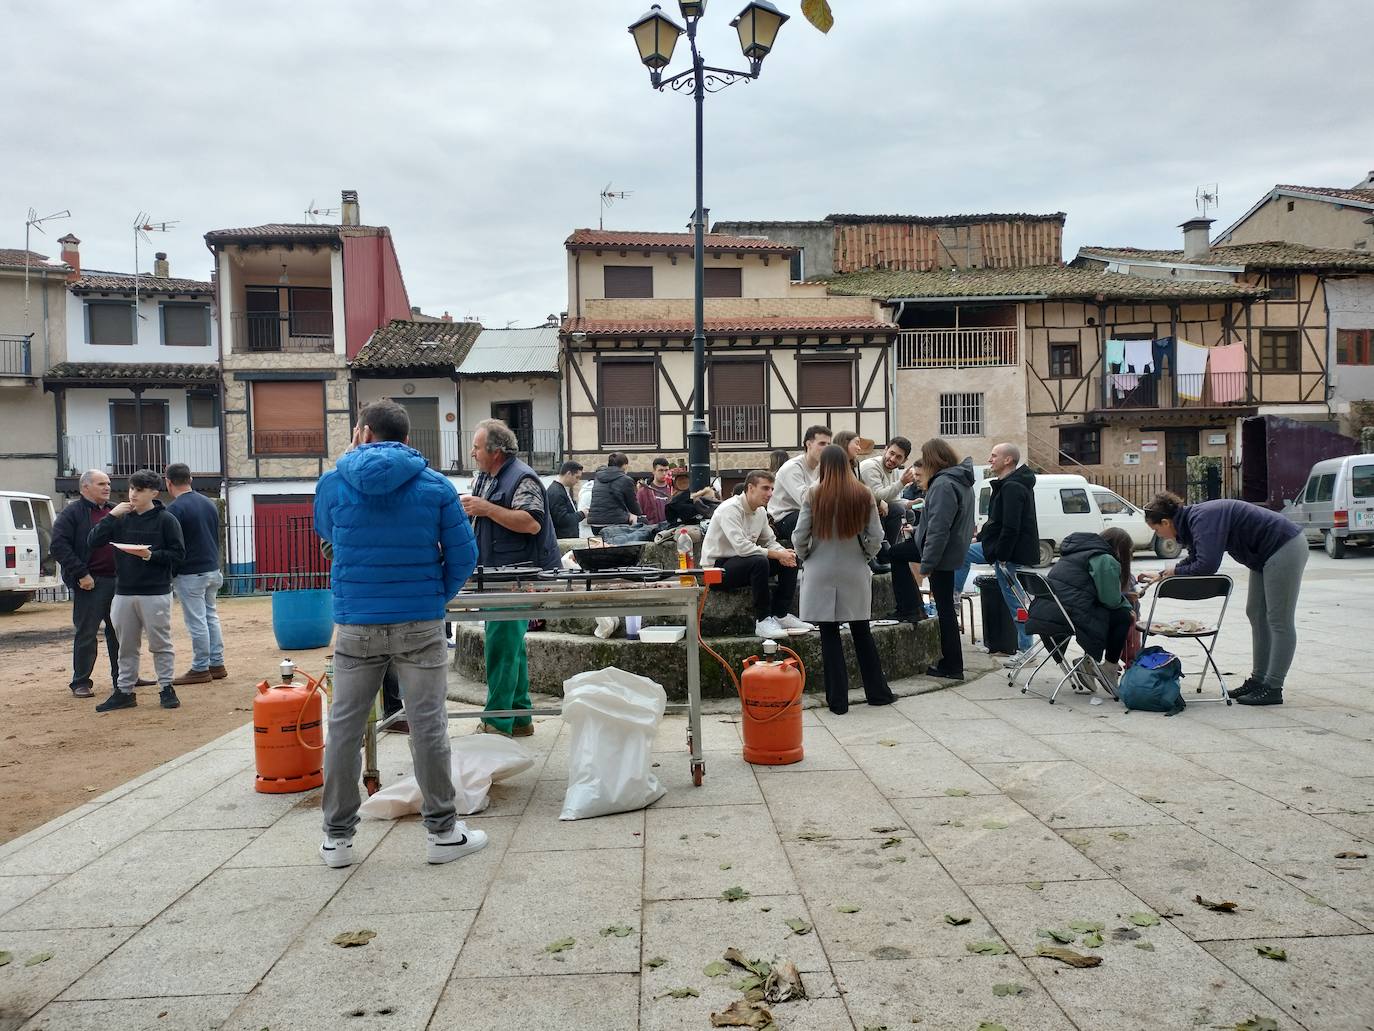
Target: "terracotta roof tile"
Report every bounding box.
[204,223,343,243]
[564,229,797,253]
[73,271,213,295]
[1078,241,1374,271]
[825,212,1067,226]
[563,316,894,336]
[1275,185,1374,205]
[352,319,483,370]
[44,362,219,385]
[0,249,66,272]
[824,265,1260,301]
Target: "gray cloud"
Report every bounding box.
[5,0,1371,324]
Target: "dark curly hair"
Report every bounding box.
[1142,491,1185,526]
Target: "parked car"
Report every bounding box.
[972,472,1180,566]
[1283,452,1374,559]
[0,491,59,612]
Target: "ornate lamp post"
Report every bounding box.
[628,1,789,490]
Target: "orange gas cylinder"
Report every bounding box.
[253,660,325,794]
[740,640,804,765]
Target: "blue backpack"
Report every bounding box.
[1118,647,1185,716]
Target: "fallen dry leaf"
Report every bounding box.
[600,924,634,937]
[1037,928,1075,944]
[23,951,54,966]
[784,917,812,935]
[870,825,901,834]
[944,914,971,926]
[944,787,970,797]
[836,904,861,914]
[543,937,575,954]
[1135,942,1155,951]
[1026,881,1045,891]
[982,820,1009,831]
[331,931,376,949]
[877,739,898,747]
[1234,1018,1279,1031]
[644,956,669,968]
[710,999,775,1028]
[704,960,731,977]
[1128,912,1160,927]
[0,951,10,967]
[797,830,831,841]
[1194,895,1239,913]
[1034,945,1102,968]
[720,886,751,902]
[1081,932,1104,948]
[763,959,806,1003]
[1255,945,1288,961]
[1334,851,1367,859]
[658,986,700,1000]
[1068,920,1105,933]
[965,940,1009,956]
[879,837,903,849]
[991,982,1025,997]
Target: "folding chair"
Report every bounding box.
[1014,570,1119,705]
[1136,575,1233,704]
[1000,563,1047,684]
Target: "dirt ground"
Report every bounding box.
[0,595,334,844]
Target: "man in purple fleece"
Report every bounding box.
[1140,493,1306,706]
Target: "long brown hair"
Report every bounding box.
[831,430,860,471]
[810,444,871,539]
[1101,527,1134,588]
[918,438,960,488]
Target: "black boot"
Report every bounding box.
[95,691,137,713]
[1236,684,1283,706]
[1228,676,1262,699]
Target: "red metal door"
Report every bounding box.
[252,497,329,591]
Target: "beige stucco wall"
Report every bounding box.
[894,364,1025,465]
[568,249,797,314]
[0,270,67,496]
[583,295,882,322]
[1225,195,1374,251]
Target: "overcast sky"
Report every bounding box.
[5,0,1372,324]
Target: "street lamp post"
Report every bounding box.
[628,1,789,491]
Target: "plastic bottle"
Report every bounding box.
[677,527,694,585]
[625,615,642,640]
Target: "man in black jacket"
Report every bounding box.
[89,469,186,712]
[547,461,585,539]
[588,453,645,541]
[50,470,124,699]
[955,443,1039,660]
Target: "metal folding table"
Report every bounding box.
[361,574,707,794]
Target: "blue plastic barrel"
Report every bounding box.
[271,589,334,650]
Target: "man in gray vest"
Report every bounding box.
[461,419,560,736]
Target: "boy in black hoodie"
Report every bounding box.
[89,469,186,711]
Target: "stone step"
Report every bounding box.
[453,619,940,701]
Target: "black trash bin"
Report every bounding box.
[976,574,1019,656]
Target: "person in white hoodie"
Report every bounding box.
[767,425,831,544]
[701,469,813,639]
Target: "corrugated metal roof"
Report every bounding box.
[458,325,559,375]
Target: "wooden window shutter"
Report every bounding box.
[703,267,743,298]
[603,266,654,298]
[797,360,853,408]
[252,381,326,454]
[709,361,764,406]
[599,362,655,405]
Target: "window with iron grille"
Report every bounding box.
[938,392,983,437]
[797,359,853,408]
[1259,330,1300,372]
[597,361,657,446]
[1059,426,1101,465]
[703,267,743,298]
[87,301,135,346]
[1268,272,1297,300]
[603,265,653,298]
[1049,342,1081,379]
[1337,328,1374,366]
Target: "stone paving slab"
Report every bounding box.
[3,553,1373,1028]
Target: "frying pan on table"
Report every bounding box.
[570,542,647,571]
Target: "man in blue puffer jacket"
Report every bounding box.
[313,399,482,869]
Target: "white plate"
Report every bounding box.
[871,619,899,627]
[784,627,811,636]
[112,543,147,553]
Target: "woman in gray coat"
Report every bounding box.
[793,445,896,714]
[911,439,976,681]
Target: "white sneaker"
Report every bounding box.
[755,617,786,639]
[777,614,815,633]
[319,837,354,869]
[1002,649,1032,669]
[426,824,489,865]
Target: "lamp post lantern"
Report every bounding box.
[628,1,788,491]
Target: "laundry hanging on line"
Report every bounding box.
[1175,340,1208,400]
[1208,343,1247,403]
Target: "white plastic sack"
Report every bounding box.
[560,667,667,820]
[358,734,534,819]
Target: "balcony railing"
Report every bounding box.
[1098,371,1250,410]
[0,334,33,377]
[63,432,222,476]
[404,428,562,474]
[230,311,334,354]
[252,428,326,455]
[711,403,767,444]
[897,328,1018,369]
[600,406,657,448]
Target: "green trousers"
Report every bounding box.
[482,619,532,734]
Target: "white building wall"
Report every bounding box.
[459,377,559,432]
[61,388,220,475]
[65,290,218,365]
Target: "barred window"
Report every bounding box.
[938,392,983,437]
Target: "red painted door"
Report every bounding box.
[252,496,329,591]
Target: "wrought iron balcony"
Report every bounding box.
[711,403,767,444]
[230,311,334,354]
[1097,371,1250,410]
[62,431,222,476]
[600,406,657,448]
[0,334,33,377]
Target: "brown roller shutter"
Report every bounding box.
[598,361,656,446]
[252,381,326,454]
[603,266,653,298]
[703,267,742,298]
[709,361,764,406]
[797,360,853,408]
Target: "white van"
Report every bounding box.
[1283,453,1374,559]
[0,491,59,612]
[972,472,1180,566]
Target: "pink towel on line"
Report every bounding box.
[1208,343,1246,403]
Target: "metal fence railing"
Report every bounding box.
[896,328,1018,369]
[223,515,331,595]
[230,311,334,354]
[0,334,32,376]
[600,406,656,447]
[63,432,222,476]
[711,403,767,444]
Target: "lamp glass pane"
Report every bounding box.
[631,12,681,69]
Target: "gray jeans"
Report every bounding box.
[322,619,455,841]
[1247,533,1309,690]
[111,593,175,691]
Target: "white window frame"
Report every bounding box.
[938,392,983,437]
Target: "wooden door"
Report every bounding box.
[1164,430,1195,497]
[492,401,534,454]
[252,496,329,591]
[397,397,441,468]
[110,400,169,475]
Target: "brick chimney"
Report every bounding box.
[58,233,81,282]
[153,251,170,278]
[1179,218,1214,261]
[341,189,360,226]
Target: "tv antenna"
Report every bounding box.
[304,199,340,224]
[1195,183,1220,218]
[133,213,178,312]
[599,182,632,230]
[23,206,70,331]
